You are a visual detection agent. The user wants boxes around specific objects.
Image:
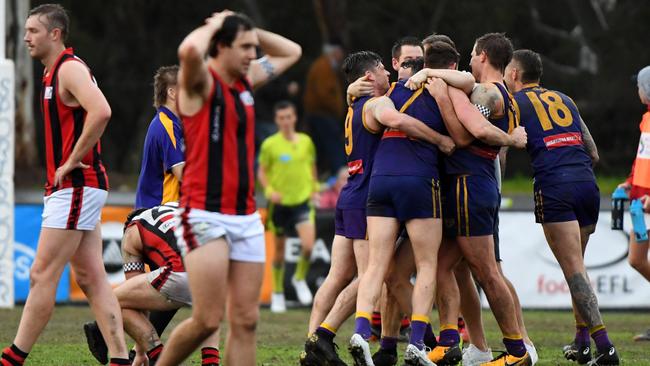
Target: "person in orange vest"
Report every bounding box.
[618,65,650,341]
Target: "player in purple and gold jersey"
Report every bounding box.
[135,66,185,209]
[505,49,618,366]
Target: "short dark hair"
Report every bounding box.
[391,36,422,59]
[512,49,543,84]
[273,100,296,115]
[424,41,460,69]
[153,65,179,108]
[342,51,382,83]
[422,33,456,49]
[474,32,513,74]
[400,57,424,74]
[208,13,255,58]
[29,3,69,41]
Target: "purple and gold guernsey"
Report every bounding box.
[514,84,595,187]
[337,95,383,209]
[445,82,517,180]
[372,81,445,179]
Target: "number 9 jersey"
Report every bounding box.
[514,84,595,187]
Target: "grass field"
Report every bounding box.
[1,306,649,365]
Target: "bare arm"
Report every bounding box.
[257,161,282,203]
[469,83,504,119]
[426,79,473,147]
[257,163,271,195]
[177,12,233,115]
[53,61,111,187]
[346,75,374,106]
[171,163,185,182]
[369,96,455,155]
[121,227,145,281]
[579,117,599,165]
[248,28,302,89]
[448,86,526,148]
[406,69,475,95]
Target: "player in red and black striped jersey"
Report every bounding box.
[157,11,301,366]
[84,204,221,366]
[1,5,130,366]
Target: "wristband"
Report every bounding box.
[123,262,145,273]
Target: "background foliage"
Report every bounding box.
[15,0,650,188]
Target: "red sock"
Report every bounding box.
[109,358,131,366]
[1,344,28,366]
[371,311,382,327]
[201,347,220,365]
[146,344,164,362]
[400,315,411,329]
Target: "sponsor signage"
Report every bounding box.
[14,205,70,303]
[494,212,650,309]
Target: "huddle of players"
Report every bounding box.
[299,33,620,366]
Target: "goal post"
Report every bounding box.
[0,0,16,309]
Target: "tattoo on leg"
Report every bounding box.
[567,273,603,328]
[147,329,159,349]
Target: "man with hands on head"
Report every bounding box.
[157,10,301,366]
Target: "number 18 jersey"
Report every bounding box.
[514,84,595,187]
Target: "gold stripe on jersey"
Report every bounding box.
[362,97,381,134]
[386,82,397,97]
[399,87,424,113]
[159,111,177,148]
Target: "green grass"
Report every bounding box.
[1,306,649,365]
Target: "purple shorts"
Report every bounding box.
[534,180,600,227]
[334,208,367,240]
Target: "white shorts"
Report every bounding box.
[42,187,107,231]
[176,208,266,263]
[146,267,191,306]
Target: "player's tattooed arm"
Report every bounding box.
[567,272,603,328]
[469,83,502,119]
[448,87,526,148]
[249,28,302,89]
[579,117,599,165]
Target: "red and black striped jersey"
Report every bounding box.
[128,204,184,272]
[180,68,256,215]
[41,48,108,196]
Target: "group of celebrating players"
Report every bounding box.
[0,3,621,366]
[298,30,617,366]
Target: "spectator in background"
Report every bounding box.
[319,166,349,209]
[620,65,650,341]
[258,101,320,313]
[304,41,346,177]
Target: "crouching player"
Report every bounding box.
[84,204,220,366]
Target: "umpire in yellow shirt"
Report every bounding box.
[258,101,319,312]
